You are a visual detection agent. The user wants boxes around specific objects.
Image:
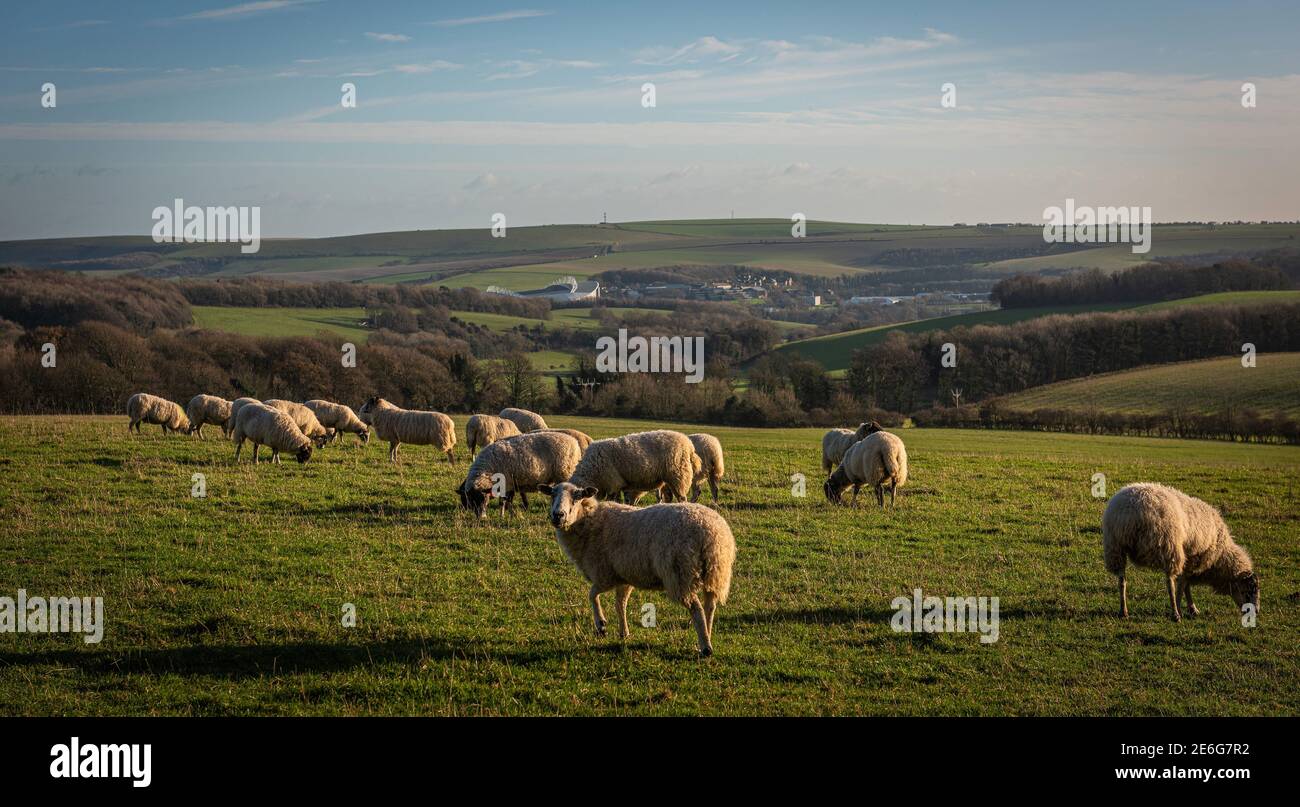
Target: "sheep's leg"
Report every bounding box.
[1117,575,1128,618]
[702,591,718,641]
[689,482,701,503]
[687,595,712,657]
[445,449,455,465]
[1166,574,1182,622]
[850,485,860,507]
[503,491,514,514]
[388,441,398,462]
[272,448,281,465]
[519,489,529,510]
[234,438,244,462]
[589,586,607,637]
[252,443,260,465]
[875,484,885,507]
[889,481,897,507]
[615,585,633,640]
[709,477,719,502]
[1181,578,1200,617]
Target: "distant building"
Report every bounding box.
[802,294,822,307]
[487,276,600,302]
[848,296,902,305]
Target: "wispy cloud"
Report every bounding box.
[365,32,411,43]
[173,0,320,23]
[428,9,551,27]
[486,57,599,80]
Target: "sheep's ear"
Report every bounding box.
[580,486,599,500]
[537,484,554,496]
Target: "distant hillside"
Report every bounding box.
[991,353,1300,419]
[6,220,1297,288]
[771,302,1137,374]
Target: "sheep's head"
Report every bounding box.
[823,469,851,505]
[539,482,599,531]
[312,432,331,448]
[357,428,370,445]
[357,397,380,423]
[1229,572,1260,612]
[295,445,313,464]
[460,474,495,519]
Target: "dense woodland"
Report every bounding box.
[991,254,1299,308]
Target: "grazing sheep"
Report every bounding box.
[540,482,736,656]
[824,429,908,507]
[687,433,724,502]
[569,430,699,503]
[499,407,549,432]
[358,397,456,463]
[457,431,582,518]
[541,428,593,452]
[1102,482,1260,622]
[303,399,370,446]
[263,399,330,447]
[185,394,233,439]
[820,420,883,472]
[232,402,313,465]
[466,413,521,457]
[126,393,190,435]
[224,397,261,434]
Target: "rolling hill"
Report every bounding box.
[6,220,1297,289]
[771,303,1138,374]
[992,353,1300,418]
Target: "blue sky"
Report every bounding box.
[1,0,1298,239]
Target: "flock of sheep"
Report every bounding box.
[123,390,1261,655]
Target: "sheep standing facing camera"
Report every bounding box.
[185,394,233,439]
[232,402,313,465]
[359,396,456,463]
[466,414,521,457]
[824,429,907,507]
[540,481,736,657]
[126,393,190,435]
[1103,482,1259,621]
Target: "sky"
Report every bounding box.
[1,0,1298,240]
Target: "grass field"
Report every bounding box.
[773,303,1137,373]
[1,415,1296,716]
[191,306,371,342]
[994,353,1300,418]
[1135,290,1300,311]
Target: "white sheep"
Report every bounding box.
[1103,482,1260,622]
[232,402,314,465]
[568,430,700,503]
[262,399,330,447]
[358,396,456,463]
[824,429,907,507]
[224,397,261,434]
[541,428,593,452]
[820,420,882,473]
[185,394,233,439]
[126,393,190,435]
[687,433,724,502]
[539,481,736,656]
[303,399,370,446]
[499,407,549,432]
[457,431,582,517]
[466,413,521,457]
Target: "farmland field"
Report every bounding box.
[1135,290,1300,311]
[1,415,1296,716]
[191,306,371,342]
[993,353,1300,418]
[773,303,1137,373]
